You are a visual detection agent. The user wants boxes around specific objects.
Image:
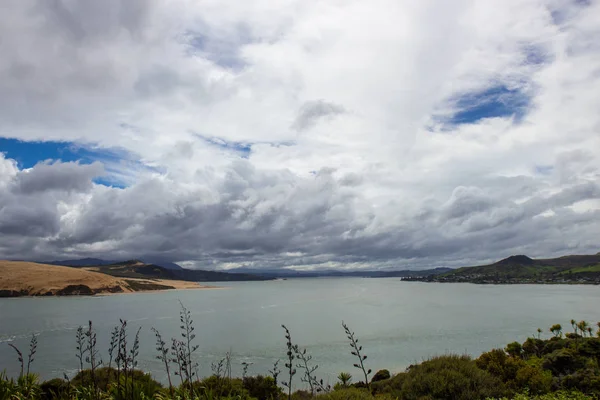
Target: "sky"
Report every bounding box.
[1,0,599,271]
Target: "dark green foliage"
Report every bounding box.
[290,389,312,400]
[1,373,42,400]
[317,387,395,400]
[506,341,523,358]
[192,376,250,399]
[543,338,568,355]
[370,369,390,383]
[479,325,600,398]
[370,372,406,397]
[523,338,545,358]
[243,375,283,400]
[71,367,163,396]
[477,349,524,386]
[514,364,552,395]
[39,378,69,400]
[542,349,586,375]
[399,355,507,400]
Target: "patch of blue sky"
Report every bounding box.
[192,133,295,159]
[194,134,252,158]
[437,85,531,127]
[0,138,152,188]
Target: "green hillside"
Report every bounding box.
[409,253,600,284]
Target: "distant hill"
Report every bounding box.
[227,266,453,279]
[46,258,183,270]
[0,261,208,297]
[407,252,600,284]
[46,258,114,267]
[80,260,271,282]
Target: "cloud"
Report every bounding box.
[13,161,104,194]
[0,0,599,269]
[292,100,346,132]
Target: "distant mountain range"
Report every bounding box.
[35,252,600,284]
[47,259,271,282]
[225,266,453,278]
[407,252,600,284]
[45,258,183,270]
[45,258,453,281]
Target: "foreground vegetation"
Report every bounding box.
[2,305,599,399]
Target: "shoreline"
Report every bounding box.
[0,260,228,298]
[0,280,226,299]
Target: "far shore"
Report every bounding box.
[0,261,224,298]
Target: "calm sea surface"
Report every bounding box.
[1,279,599,387]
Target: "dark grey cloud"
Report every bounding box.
[1,152,599,271]
[13,161,104,194]
[292,100,346,132]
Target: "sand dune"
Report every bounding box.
[0,261,212,297]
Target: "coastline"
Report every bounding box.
[0,261,223,298]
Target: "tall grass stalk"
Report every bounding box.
[26,334,37,377]
[342,321,371,391]
[8,343,24,378]
[152,327,173,393]
[281,325,296,400]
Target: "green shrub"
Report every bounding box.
[71,367,163,398]
[317,387,394,400]
[491,389,593,399]
[0,374,42,400]
[514,365,552,395]
[193,376,252,399]
[477,349,524,381]
[542,338,569,355]
[506,342,524,359]
[371,369,391,383]
[371,372,406,397]
[542,349,586,376]
[399,355,507,400]
[523,338,545,359]
[40,378,69,400]
[291,389,313,400]
[243,375,283,400]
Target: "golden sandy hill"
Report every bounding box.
[0,261,207,297]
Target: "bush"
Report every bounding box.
[514,365,552,395]
[492,390,592,399]
[477,349,523,380]
[371,372,406,397]
[523,338,545,358]
[40,378,69,400]
[542,349,586,376]
[506,342,524,359]
[371,369,390,383]
[243,375,283,400]
[291,389,313,400]
[399,355,507,400]
[193,376,251,399]
[71,367,163,398]
[317,387,394,400]
[542,338,569,355]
